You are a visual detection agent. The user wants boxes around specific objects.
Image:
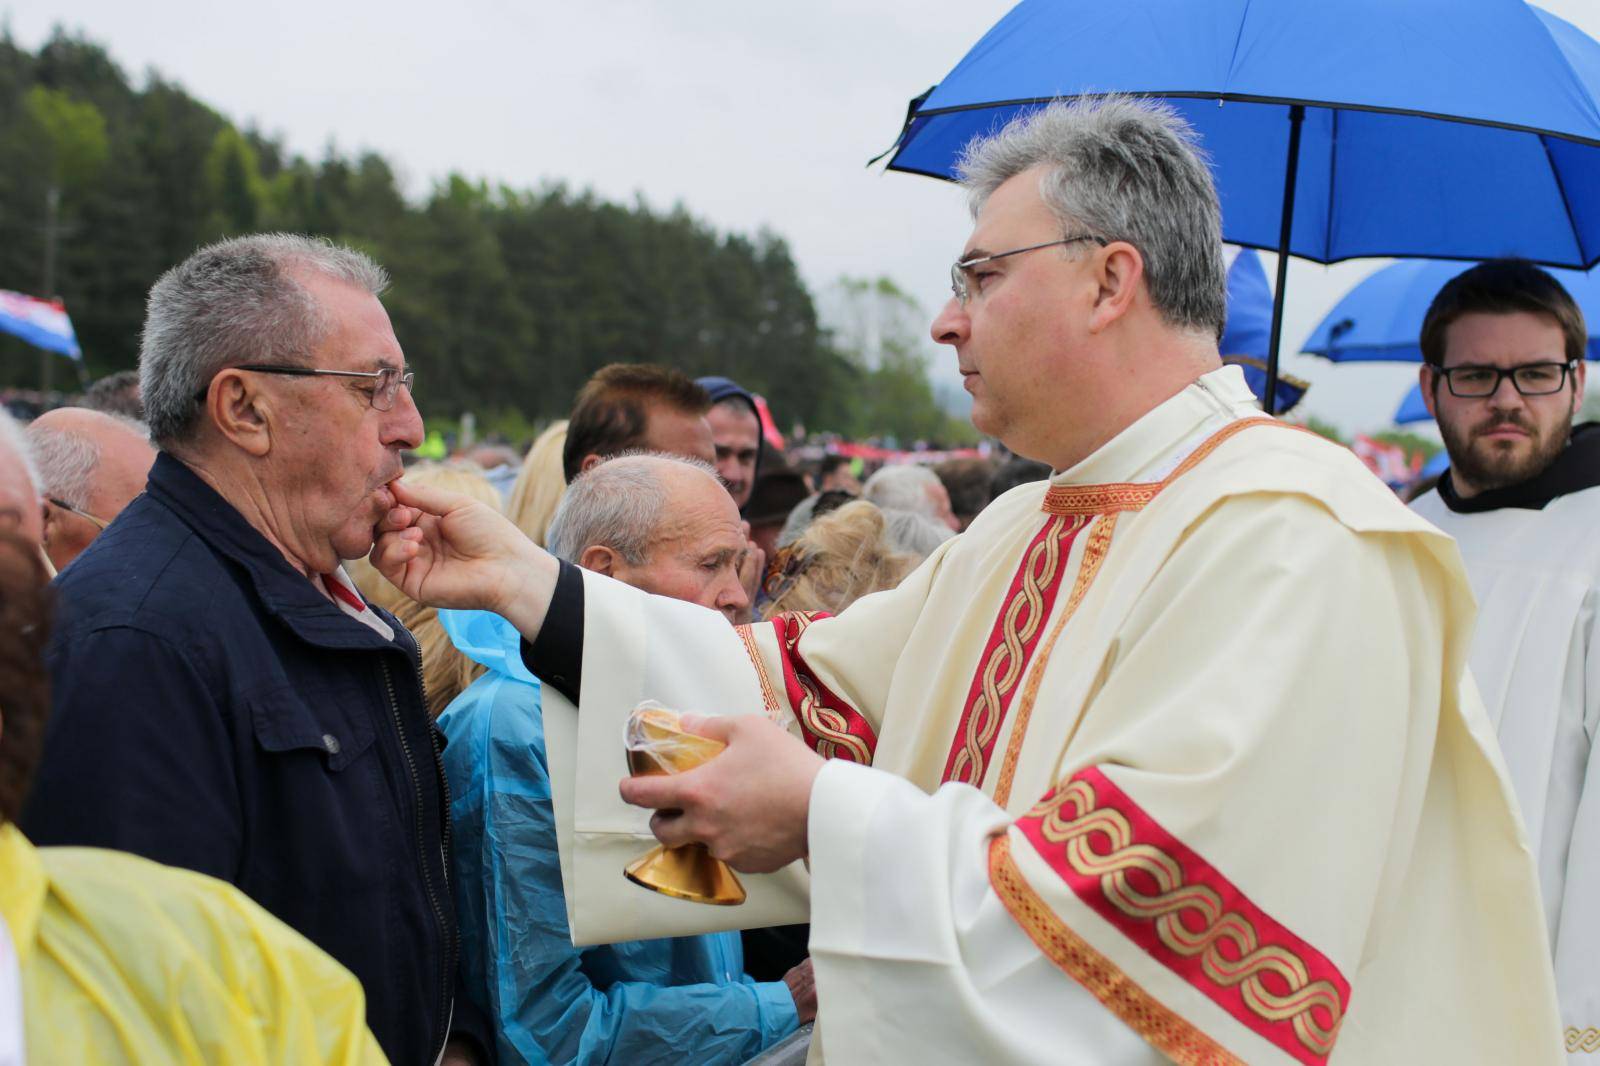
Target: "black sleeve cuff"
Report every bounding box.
[521,558,584,704]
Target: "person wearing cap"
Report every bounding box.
[696,376,764,511]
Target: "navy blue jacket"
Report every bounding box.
[23,452,457,1066]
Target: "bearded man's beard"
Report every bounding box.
[1442,407,1573,492]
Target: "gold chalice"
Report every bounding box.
[623,704,746,905]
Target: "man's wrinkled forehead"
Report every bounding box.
[296,268,405,371]
[651,480,743,552]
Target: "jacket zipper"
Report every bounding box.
[382,645,454,1064]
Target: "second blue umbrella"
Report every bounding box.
[1306,259,1600,363]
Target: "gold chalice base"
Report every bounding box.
[624,708,746,906]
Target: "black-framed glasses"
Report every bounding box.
[950,234,1108,306]
[46,496,109,530]
[1434,360,1578,398]
[195,364,415,411]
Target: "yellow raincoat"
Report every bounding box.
[0,823,387,1064]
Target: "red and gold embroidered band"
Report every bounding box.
[1007,767,1348,1065]
[771,611,877,763]
[990,834,1246,1066]
[1042,417,1311,517]
[941,514,1091,787]
[992,512,1118,807]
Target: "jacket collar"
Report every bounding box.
[145,452,399,652]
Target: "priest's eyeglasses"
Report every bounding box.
[950,234,1107,306]
[195,364,416,411]
[1434,360,1578,398]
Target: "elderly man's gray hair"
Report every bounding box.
[139,233,390,448]
[0,409,40,496]
[863,464,943,519]
[883,507,954,561]
[956,96,1227,341]
[26,413,147,510]
[546,452,720,565]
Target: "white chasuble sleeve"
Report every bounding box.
[1556,614,1600,1056]
[807,492,1562,1065]
[807,759,1166,1065]
[547,558,944,946]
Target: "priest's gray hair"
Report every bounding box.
[139,233,390,448]
[956,95,1227,341]
[882,508,954,561]
[863,464,944,520]
[547,451,720,566]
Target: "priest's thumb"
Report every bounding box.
[390,477,470,516]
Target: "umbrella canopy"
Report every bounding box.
[882,0,1600,413]
[1305,259,1600,362]
[1394,382,1433,425]
[1219,246,1308,412]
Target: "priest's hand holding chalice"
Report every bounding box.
[619,702,827,894]
[623,702,748,904]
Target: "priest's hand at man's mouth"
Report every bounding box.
[619,714,825,874]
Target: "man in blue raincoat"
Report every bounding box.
[437,453,812,1065]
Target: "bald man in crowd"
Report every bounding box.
[28,408,157,572]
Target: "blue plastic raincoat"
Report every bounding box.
[436,609,799,1065]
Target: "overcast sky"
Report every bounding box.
[9,0,1600,434]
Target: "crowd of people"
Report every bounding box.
[0,94,1595,1065]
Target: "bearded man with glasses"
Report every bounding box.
[1411,259,1600,1051]
[22,234,491,1066]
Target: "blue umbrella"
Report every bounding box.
[1394,382,1433,425]
[880,0,1600,414]
[1305,259,1600,362]
[1219,247,1308,412]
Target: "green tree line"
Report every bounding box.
[0,30,973,443]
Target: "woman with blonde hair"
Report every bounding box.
[761,500,917,618]
[348,460,503,717]
[505,420,568,547]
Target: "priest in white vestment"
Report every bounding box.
[372,99,1564,1064]
[1408,259,1600,1060]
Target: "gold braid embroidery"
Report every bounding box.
[736,624,781,715]
[1043,417,1319,516]
[781,612,873,764]
[947,515,1081,785]
[993,512,1118,807]
[1569,1027,1600,1054]
[989,834,1246,1066]
[1030,781,1344,1057]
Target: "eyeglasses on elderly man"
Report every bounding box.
[193,363,416,411]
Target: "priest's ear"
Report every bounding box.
[1572,360,1588,415]
[578,544,622,578]
[1087,240,1145,334]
